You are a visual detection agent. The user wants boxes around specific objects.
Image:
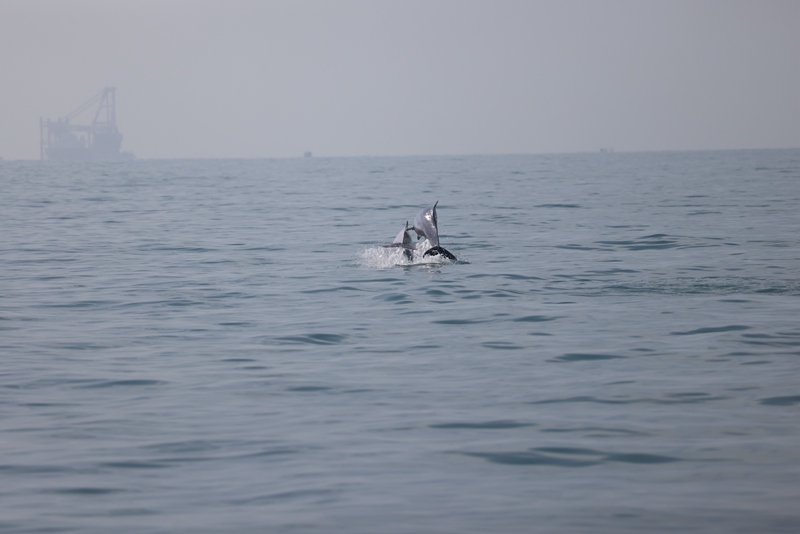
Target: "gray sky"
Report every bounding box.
[2,0,798,159]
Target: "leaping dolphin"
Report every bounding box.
[382,221,415,261]
[411,201,457,261]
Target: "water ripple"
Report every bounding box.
[550,353,625,362]
[671,325,751,336]
[271,334,348,345]
[759,395,800,406]
[79,379,164,389]
[512,315,561,323]
[43,487,128,495]
[482,341,525,350]
[530,394,727,405]
[458,446,681,467]
[430,420,535,429]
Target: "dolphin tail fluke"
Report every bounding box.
[423,245,456,261]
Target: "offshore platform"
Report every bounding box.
[40,87,134,161]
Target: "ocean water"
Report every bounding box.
[1,149,799,533]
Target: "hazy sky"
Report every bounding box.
[2,0,798,159]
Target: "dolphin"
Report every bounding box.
[411,201,457,261]
[382,221,416,261]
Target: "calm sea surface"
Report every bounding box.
[1,150,799,533]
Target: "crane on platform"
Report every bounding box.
[40,87,133,161]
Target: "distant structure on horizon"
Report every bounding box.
[40,87,134,161]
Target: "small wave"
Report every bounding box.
[229,488,336,506]
[540,426,647,436]
[431,420,535,429]
[372,292,412,303]
[530,394,727,405]
[561,234,727,253]
[512,315,561,322]
[549,353,625,362]
[596,234,682,251]
[604,277,800,296]
[433,318,493,325]
[740,331,800,348]
[458,446,681,467]
[481,341,525,350]
[671,325,750,336]
[300,286,363,294]
[43,487,127,495]
[79,379,164,389]
[100,461,172,469]
[759,395,800,406]
[272,333,347,345]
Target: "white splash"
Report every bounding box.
[356,239,451,269]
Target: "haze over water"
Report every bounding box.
[3,1,799,160]
[1,149,799,533]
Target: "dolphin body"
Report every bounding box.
[382,221,415,261]
[411,201,457,261]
